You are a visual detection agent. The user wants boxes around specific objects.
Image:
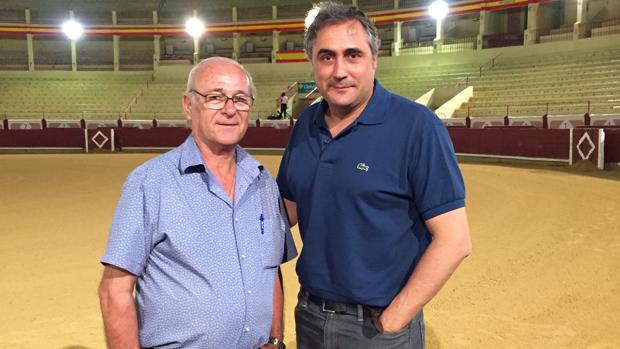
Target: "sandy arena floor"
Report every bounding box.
[0,153,619,349]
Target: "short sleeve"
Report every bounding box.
[410,122,466,221]
[278,196,298,263]
[100,168,153,276]
[276,144,294,201]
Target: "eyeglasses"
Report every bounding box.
[190,90,254,111]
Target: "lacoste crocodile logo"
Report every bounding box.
[356,162,369,172]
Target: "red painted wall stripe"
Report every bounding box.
[0,0,559,37]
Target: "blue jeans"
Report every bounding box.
[295,291,425,349]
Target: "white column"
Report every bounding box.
[232,7,239,60]
[573,0,589,39]
[272,31,280,63]
[153,11,160,70]
[272,6,278,63]
[271,5,280,63]
[112,11,120,71]
[391,22,402,56]
[192,10,200,64]
[476,11,487,50]
[524,3,540,46]
[233,33,240,61]
[25,9,34,71]
[433,18,444,53]
[69,10,77,72]
[193,38,200,64]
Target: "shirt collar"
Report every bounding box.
[313,79,390,128]
[179,135,205,174]
[235,146,263,181]
[179,135,263,180]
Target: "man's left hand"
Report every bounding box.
[260,344,279,349]
[373,311,408,334]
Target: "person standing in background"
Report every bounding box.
[278,92,289,119]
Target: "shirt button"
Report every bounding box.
[241,254,246,259]
[323,139,330,144]
[244,326,250,332]
[247,290,252,294]
[234,217,239,222]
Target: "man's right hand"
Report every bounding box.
[98,265,140,349]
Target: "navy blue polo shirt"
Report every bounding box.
[277,81,465,307]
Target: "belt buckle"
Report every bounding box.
[321,300,336,313]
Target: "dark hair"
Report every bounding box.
[304,1,381,60]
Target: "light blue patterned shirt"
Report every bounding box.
[102,136,297,349]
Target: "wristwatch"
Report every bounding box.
[268,337,286,349]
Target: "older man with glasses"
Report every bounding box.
[98,57,296,349]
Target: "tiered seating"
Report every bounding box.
[126,68,306,120]
[453,50,620,117]
[4,46,619,123]
[377,63,479,101]
[0,72,148,119]
[125,82,186,120]
[233,66,309,119]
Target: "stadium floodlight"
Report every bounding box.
[305,7,320,30]
[185,17,205,39]
[62,20,83,40]
[428,0,449,20]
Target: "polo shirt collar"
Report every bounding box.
[313,79,390,128]
[179,135,262,180]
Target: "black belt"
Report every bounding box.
[305,291,384,317]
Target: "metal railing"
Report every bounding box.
[454,53,502,88]
[461,100,615,118]
[588,18,620,38]
[531,27,573,44]
[482,32,524,49]
[439,37,477,53]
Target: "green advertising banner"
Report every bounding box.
[297,81,316,93]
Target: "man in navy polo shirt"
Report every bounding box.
[277,3,472,348]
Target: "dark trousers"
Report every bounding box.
[295,290,425,349]
[279,104,287,118]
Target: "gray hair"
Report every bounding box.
[186,57,257,97]
[304,2,381,60]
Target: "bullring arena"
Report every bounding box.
[1,154,619,348]
[2,0,620,348]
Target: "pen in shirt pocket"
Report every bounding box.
[259,214,265,234]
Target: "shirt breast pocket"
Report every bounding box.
[259,218,284,269]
